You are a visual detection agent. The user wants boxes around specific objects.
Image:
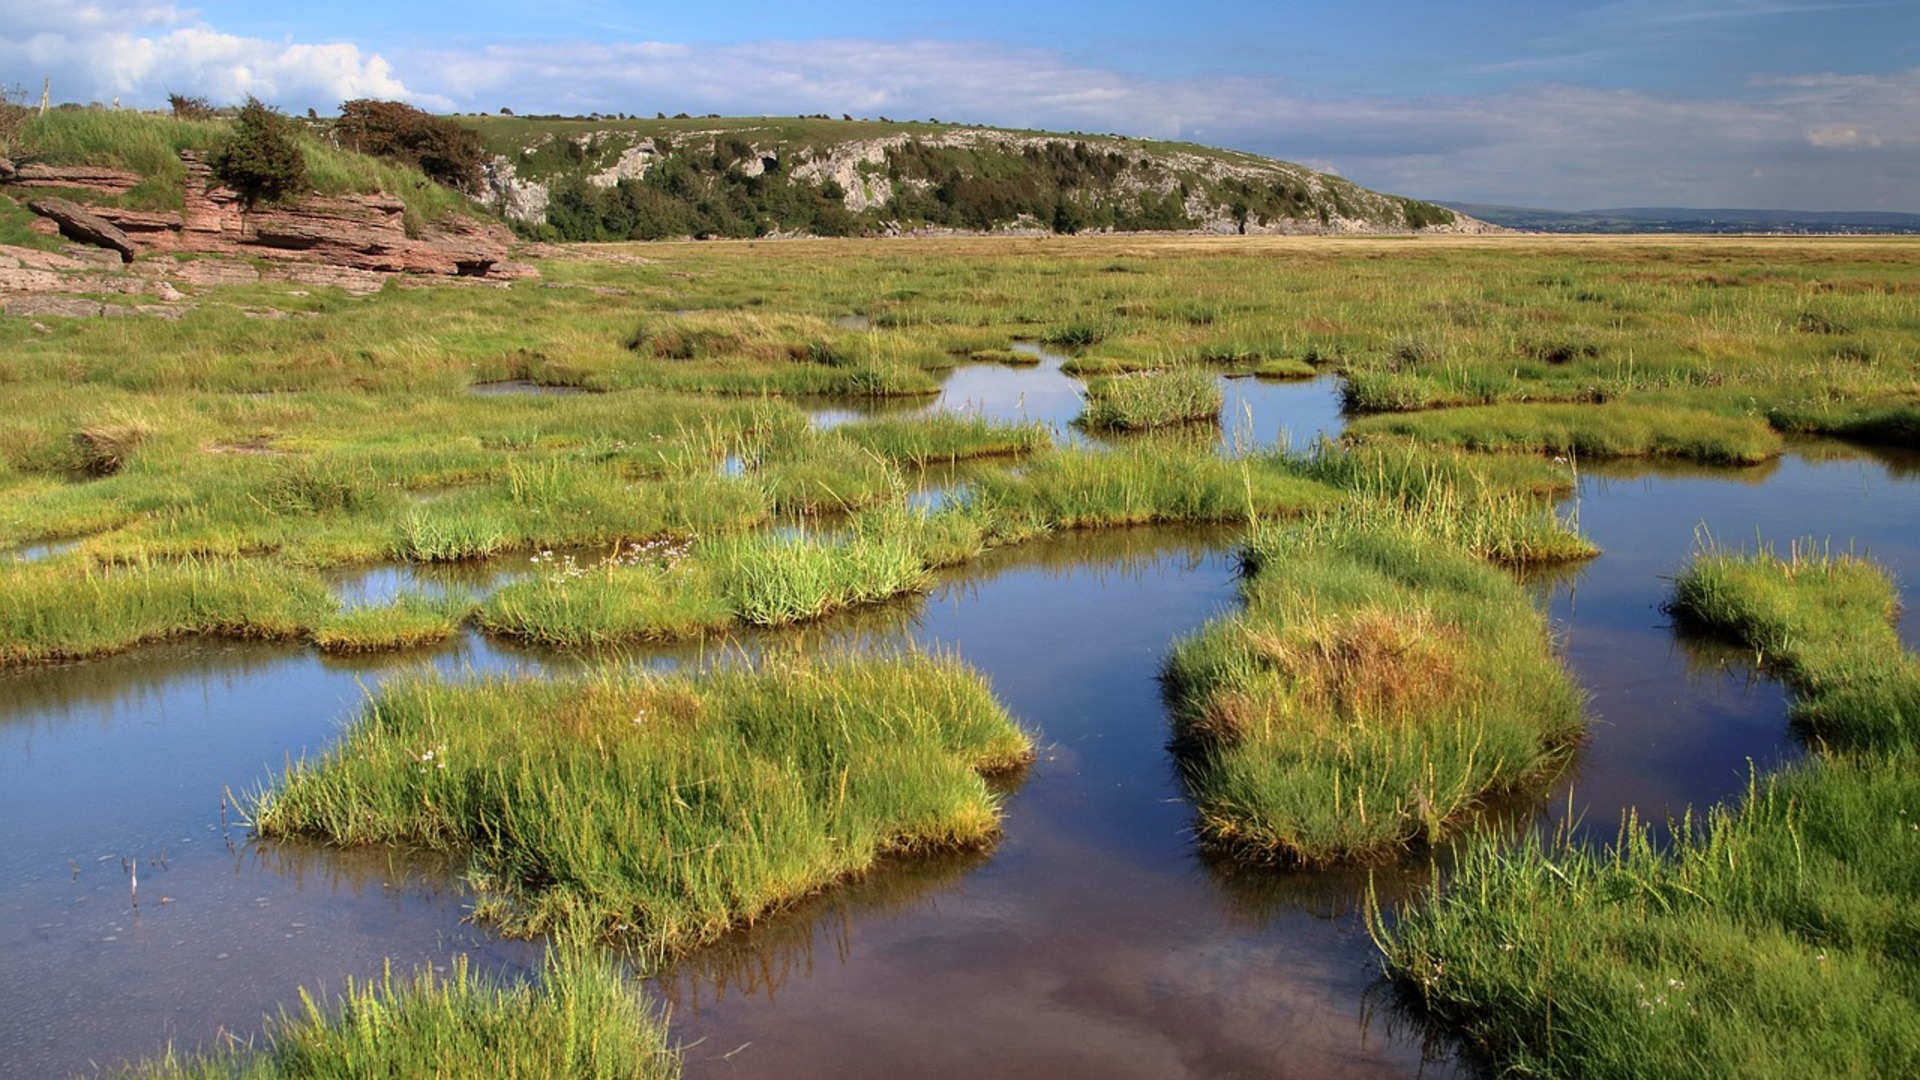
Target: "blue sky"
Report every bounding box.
[5,1,1915,210]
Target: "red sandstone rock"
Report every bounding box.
[28,197,137,262]
[3,150,528,282]
[8,164,142,195]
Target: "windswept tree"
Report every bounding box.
[334,99,486,194]
[210,97,307,206]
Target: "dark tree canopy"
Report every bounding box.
[211,97,307,206]
[335,99,486,194]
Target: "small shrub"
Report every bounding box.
[0,92,28,157]
[166,93,215,121]
[211,97,308,206]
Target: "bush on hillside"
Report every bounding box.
[167,93,215,121]
[335,99,485,194]
[211,97,307,206]
[0,84,29,158]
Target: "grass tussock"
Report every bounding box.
[254,653,1032,950]
[112,949,678,1080]
[0,557,332,665]
[838,414,1051,465]
[1077,368,1224,432]
[475,510,957,647]
[971,445,1335,530]
[1668,541,1920,752]
[1345,402,1785,465]
[1162,520,1585,864]
[1379,545,1920,1080]
[310,591,473,654]
[1287,440,1596,566]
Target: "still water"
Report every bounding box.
[3,362,1916,1078]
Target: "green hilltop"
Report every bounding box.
[466,112,1475,239]
[1,100,1479,243]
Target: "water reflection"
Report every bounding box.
[1531,448,1920,846]
[6,375,1920,1078]
[808,344,1348,456]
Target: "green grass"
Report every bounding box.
[1162,519,1586,863]
[113,949,678,1080]
[1287,440,1595,566]
[1377,545,1920,1080]
[311,591,473,653]
[3,235,1917,671]
[837,414,1051,465]
[476,509,957,646]
[1669,542,1920,752]
[970,444,1335,529]
[1077,368,1224,431]
[1345,402,1785,465]
[254,653,1032,950]
[0,556,332,665]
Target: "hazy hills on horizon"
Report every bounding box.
[1439,202,1920,234]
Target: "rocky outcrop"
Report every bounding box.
[1,150,531,279]
[28,197,137,262]
[6,163,142,195]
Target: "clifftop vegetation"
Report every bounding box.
[467,113,1473,240]
[4,100,1474,243]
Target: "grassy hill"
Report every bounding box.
[464,113,1477,240]
[2,102,1481,244]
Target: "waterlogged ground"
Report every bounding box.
[3,362,1919,1078]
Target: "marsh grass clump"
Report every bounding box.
[971,445,1335,530]
[706,527,932,626]
[113,949,678,1080]
[0,557,334,664]
[1287,441,1595,566]
[1077,368,1223,432]
[475,511,961,646]
[254,653,1032,949]
[310,590,473,654]
[1668,542,1920,752]
[1162,522,1584,864]
[1381,546,1920,1079]
[1345,402,1785,465]
[391,509,508,562]
[74,416,153,477]
[838,414,1051,465]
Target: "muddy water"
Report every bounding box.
[4,358,1919,1078]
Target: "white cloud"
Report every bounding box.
[0,0,431,109]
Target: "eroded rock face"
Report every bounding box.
[2,151,526,280]
[7,164,142,195]
[28,198,137,262]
